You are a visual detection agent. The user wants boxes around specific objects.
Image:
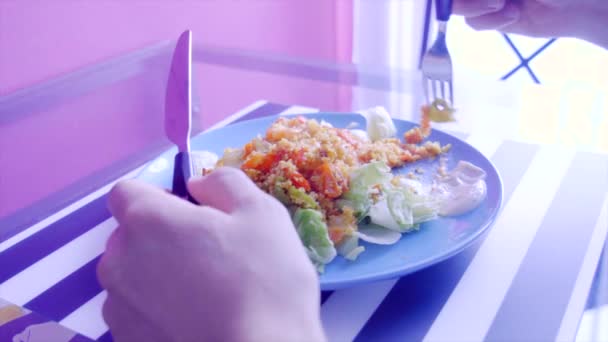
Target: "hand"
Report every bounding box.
[453,0,608,48]
[97,167,325,342]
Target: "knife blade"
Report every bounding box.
[164,30,196,202]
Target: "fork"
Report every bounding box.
[421,0,454,106]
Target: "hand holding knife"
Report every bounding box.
[164,30,197,203]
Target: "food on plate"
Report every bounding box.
[357,106,397,141]
[426,99,456,123]
[203,108,486,271]
[433,161,487,216]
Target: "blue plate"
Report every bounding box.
[138,113,503,290]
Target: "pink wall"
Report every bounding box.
[0,0,353,95]
[0,1,354,219]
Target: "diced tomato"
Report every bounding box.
[311,162,347,199]
[358,153,372,164]
[289,171,311,191]
[290,148,308,169]
[404,128,424,144]
[291,148,323,175]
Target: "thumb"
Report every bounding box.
[187,167,261,213]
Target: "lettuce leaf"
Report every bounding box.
[356,224,402,245]
[342,161,392,215]
[293,209,337,266]
[336,235,365,261]
[366,176,438,232]
[396,178,439,224]
[288,186,319,209]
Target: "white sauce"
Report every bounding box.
[434,161,487,216]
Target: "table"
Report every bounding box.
[1,40,607,342]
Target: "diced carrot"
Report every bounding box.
[259,151,282,172]
[243,142,255,158]
[328,226,347,244]
[289,171,311,191]
[311,162,347,199]
[420,105,431,137]
[242,150,282,172]
[403,106,432,144]
[265,129,280,142]
[242,153,264,170]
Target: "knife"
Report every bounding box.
[164,30,196,203]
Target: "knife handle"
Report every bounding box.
[172,152,198,204]
[435,0,453,21]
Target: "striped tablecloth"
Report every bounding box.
[1,100,607,342]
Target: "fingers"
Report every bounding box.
[187,167,264,213]
[109,168,262,220]
[107,179,227,238]
[108,179,175,223]
[454,0,506,17]
[97,226,126,293]
[466,1,520,31]
[102,296,168,342]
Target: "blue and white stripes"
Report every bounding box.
[1,101,606,342]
